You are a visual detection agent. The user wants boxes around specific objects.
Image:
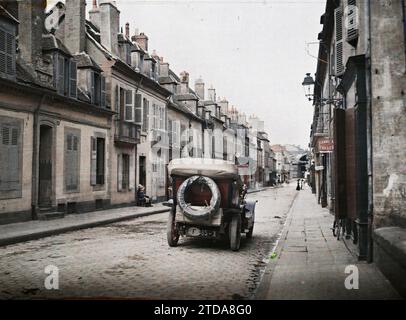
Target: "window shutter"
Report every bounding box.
[117,154,122,191]
[144,100,149,131]
[89,71,95,104]
[129,154,135,191]
[0,125,20,191]
[125,90,134,121]
[57,54,65,95]
[90,136,97,185]
[334,7,344,76]
[115,85,120,118]
[101,76,106,108]
[134,93,142,125]
[347,0,358,43]
[0,29,6,74]
[69,60,77,98]
[168,120,173,145]
[65,133,79,191]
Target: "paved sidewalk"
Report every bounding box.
[256,185,401,300]
[0,205,170,247]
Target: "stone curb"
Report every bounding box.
[0,208,170,248]
[253,191,298,299]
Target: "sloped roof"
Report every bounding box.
[73,53,103,72]
[42,34,72,56]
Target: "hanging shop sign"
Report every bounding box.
[318,139,334,153]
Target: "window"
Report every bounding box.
[90,136,105,186]
[0,117,22,199]
[0,23,16,79]
[65,129,80,192]
[54,53,77,98]
[89,70,106,107]
[346,0,358,45]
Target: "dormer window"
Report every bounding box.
[54,53,77,98]
[89,70,106,108]
[0,20,16,79]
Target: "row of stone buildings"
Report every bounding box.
[0,0,276,225]
[307,0,405,296]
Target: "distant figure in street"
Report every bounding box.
[296,179,301,191]
[300,179,304,190]
[137,185,151,207]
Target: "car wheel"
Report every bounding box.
[229,214,241,251]
[167,208,179,247]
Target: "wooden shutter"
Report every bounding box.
[69,60,77,98]
[117,154,122,191]
[89,71,95,104]
[334,7,344,76]
[90,136,97,185]
[134,93,142,125]
[0,28,15,76]
[96,138,105,185]
[65,133,79,191]
[143,99,149,131]
[168,120,173,145]
[55,54,65,95]
[345,108,357,220]
[100,76,106,108]
[125,90,134,121]
[0,125,20,191]
[347,0,358,42]
[115,85,120,117]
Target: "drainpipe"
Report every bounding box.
[365,0,374,263]
[31,94,46,220]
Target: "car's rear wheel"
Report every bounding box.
[167,208,179,247]
[229,214,241,251]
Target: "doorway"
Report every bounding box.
[38,125,53,208]
[139,156,146,188]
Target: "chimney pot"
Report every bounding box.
[125,22,130,38]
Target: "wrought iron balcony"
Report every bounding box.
[114,120,140,145]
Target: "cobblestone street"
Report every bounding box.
[0,186,296,300]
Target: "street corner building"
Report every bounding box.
[306,0,406,297]
[0,1,278,225]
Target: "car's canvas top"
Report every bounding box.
[168,158,239,179]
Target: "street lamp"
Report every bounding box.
[301,73,315,101]
[301,73,343,108]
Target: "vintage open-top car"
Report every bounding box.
[166,158,257,251]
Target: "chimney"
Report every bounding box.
[134,32,148,51]
[208,86,216,102]
[64,0,86,54]
[194,77,205,100]
[125,22,130,38]
[100,0,120,56]
[218,97,229,115]
[89,0,101,30]
[159,58,169,77]
[18,0,46,67]
[179,71,189,94]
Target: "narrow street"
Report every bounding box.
[0,185,296,300]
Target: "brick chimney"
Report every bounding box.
[179,71,189,94]
[100,0,120,56]
[64,0,86,54]
[89,0,101,30]
[133,32,148,51]
[18,0,46,67]
[194,77,204,100]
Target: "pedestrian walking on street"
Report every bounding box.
[296,179,301,191]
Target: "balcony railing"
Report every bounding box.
[114,120,140,145]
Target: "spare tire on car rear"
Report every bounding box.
[177,175,221,220]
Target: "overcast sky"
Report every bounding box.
[49,0,326,149]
